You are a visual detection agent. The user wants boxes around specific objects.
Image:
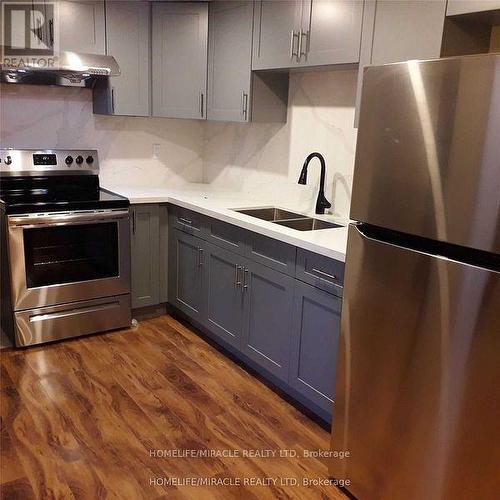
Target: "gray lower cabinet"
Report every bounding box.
[130,204,160,309]
[152,2,209,119]
[289,280,341,415]
[242,261,295,382]
[95,1,150,117]
[168,229,205,321]
[204,243,246,348]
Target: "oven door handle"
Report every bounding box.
[8,210,129,228]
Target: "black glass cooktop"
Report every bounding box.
[0,175,129,214]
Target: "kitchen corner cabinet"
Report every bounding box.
[130,204,160,309]
[94,1,150,117]
[57,1,105,54]
[289,281,341,414]
[354,0,447,126]
[152,2,209,119]
[252,0,363,70]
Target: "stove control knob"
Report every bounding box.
[86,155,94,164]
[4,156,12,165]
[75,155,84,165]
[65,155,73,165]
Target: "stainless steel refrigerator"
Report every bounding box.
[330,53,500,500]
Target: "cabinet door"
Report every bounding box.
[370,0,446,65]
[207,1,253,122]
[289,281,341,415]
[252,0,303,70]
[447,0,500,16]
[168,229,205,321]
[242,261,295,382]
[152,2,208,119]
[300,0,363,66]
[57,1,105,54]
[204,243,245,348]
[131,205,160,309]
[105,1,150,116]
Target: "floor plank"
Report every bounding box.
[0,315,346,499]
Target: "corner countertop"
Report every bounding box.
[103,184,349,262]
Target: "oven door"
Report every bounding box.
[8,209,130,310]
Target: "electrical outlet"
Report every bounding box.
[152,143,161,159]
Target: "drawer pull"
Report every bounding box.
[178,217,193,226]
[312,268,337,281]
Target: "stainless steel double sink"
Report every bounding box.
[233,207,342,231]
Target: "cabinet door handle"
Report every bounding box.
[241,91,249,121]
[49,19,54,46]
[200,92,204,118]
[242,267,249,290]
[132,211,136,234]
[111,87,115,114]
[311,268,337,281]
[290,30,299,60]
[235,265,242,287]
[198,247,203,267]
[299,30,309,58]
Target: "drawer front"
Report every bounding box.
[246,232,296,276]
[205,217,245,254]
[169,205,205,236]
[296,249,344,296]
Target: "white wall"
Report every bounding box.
[0,84,205,188]
[1,68,358,218]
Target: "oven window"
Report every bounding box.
[23,222,119,288]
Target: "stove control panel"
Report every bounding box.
[0,149,99,174]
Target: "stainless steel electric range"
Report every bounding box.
[0,149,131,347]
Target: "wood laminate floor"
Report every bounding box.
[0,315,347,499]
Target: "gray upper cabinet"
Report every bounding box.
[168,229,206,322]
[252,0,303,70]
[207,1,254,122]
[204,243,246,348]
[152,2,209,119]
[354,0,447,126]
[447,0,500,16]
[56,1,105,54]
[289,280,341,415]
[130,205,160,309]
[242,261,295,382]
[299,0,363,66]
[104,1,150,116]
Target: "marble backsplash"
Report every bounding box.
[0,67,358,219]
[0,84,205,188]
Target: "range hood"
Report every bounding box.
[0,50,120,88]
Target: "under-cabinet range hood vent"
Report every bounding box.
[0,50,120,88]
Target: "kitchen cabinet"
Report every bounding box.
[152,2,208,119]
[300,0,363,67]
[96,1,150,117]
[242,261,295,382]
[289,281,341,415]
[207,1,253,122]
[56,1,106,54]
[204,243,246,348]
[130,204,160,309]
[168,229,206,321]
[252,0,363,70]
[354,0,447,126]
[447,0,500,16]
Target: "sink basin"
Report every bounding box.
[234,207,305,221]
[273,218,342,231]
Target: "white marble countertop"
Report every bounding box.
[104,184,349,261]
